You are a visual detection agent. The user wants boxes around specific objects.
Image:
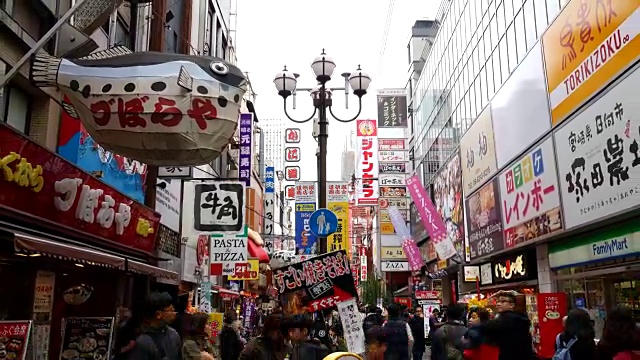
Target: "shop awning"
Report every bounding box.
[127,260,180,285]
[214,286,240,299]
[13,232,126,269]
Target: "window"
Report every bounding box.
[507,24,518,72]
[205,4,216,56]
[547,0,562,23]
[534,0,548,38]
[3,86,30,134]
[523,0,537,50]
[496,1,506,36]
[500,36,510,82]
[514,9,527,62]
[114,16,131,48]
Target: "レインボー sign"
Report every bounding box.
[0,123,160,254]
[272,250,356,311]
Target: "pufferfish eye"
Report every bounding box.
[210,62,229,75]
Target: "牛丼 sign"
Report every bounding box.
[193,181,245,233]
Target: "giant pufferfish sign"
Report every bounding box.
[30,47,247,166]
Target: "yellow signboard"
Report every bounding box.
[209,312,223,335]
[542,0,640,126]
[381,246,406,260]
[380,222,396,234]
[328,202,349,252]
[437,259,448,270]
[228,259,259,280]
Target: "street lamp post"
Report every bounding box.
[274,50,371,254]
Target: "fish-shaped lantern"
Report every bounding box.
[30,47,247,166]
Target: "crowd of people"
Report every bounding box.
[360,292,640,360]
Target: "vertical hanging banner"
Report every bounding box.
[295,182,318,255]
[356,120,379,205]
[239,113,253,186]
[327,182,350,252]
[406,175,458,260]
[377,89,408,128]
[264,162,275,237]
[388,206,423,271]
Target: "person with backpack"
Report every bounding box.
[382,303,414,360]
[553,308,597,360]
[127,292,182,360]
[430,303,467,360]
[596,306,640,360]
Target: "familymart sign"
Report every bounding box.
[549,223,640,269]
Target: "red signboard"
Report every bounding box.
[394,297,411,308]
[0,124,160,254]
[537,293,567,358]
[0,320,32,360]
[415,290,441,300]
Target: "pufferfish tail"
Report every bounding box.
[29,52,62,88]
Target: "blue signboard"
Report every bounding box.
[295,203,317,255]
[309,208,338,237]
[265,165,275,194]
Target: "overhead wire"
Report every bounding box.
[374,0,397,83]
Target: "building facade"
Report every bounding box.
[262,118,286,172]
[409,0,639,330]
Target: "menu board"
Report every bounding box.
[0,320,32,360]
[60,317,114,360]
[336,298,365,354]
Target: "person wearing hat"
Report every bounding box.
[284,315,329,360]
[239,314,288,360]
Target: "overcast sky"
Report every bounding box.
[235,0,442,181]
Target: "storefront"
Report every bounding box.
[475,249,539,295]
[0,123,179,359]
[549,221,640,338]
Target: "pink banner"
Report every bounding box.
[406,175,458,260]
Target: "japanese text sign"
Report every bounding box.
[295,181,317,203]
[285,166,300,181]
[406,175,457,260]
[158,166,192,178]
[0,124,160,254]
[379,197,409,209]
[285,147,300,162]
[378,150,407,162]
[381,246,406,260]
[356,120,379,205]
[228,259,260,280]
[542,0,640,126]
[433,152,465,257]
[389,206,424,271]
[380,186,407,198]
[295,203,317,255]
[337,298,366,354]
[498,138,563,248]
[0,321,32,360]
[327,181,349,202]
[328,201,349,252]
[377,89,408,128]
[285,185,295,200]
[239,113,253,186]
[193,181,245,234]
[209,228,249,275]
[379,162,406,174]
[264,193,275,236]
[285,128,301,143]
[491,251,535,284]
[380,174,406,186]
[554,67,640,229]
[537,293,568,358]
[378,139,406,150]
[460,106,498,194]
[272,250,356,311]
[264,164,275,194]
[465,178,505,259]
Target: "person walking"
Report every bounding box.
[483,291,535,360]
[127,292,182,360]
[552,308,597,360]
[382,303,413,360]
[596,306,640,360]
[284,315,328,360]
[182,313,214,360]
[239,314,288,360]
[220,313,244,360]
[366,326,388,360]
[463,308,499,360]
[430,304,467,360]
[409,307,426,360]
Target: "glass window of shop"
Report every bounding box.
[0,61,31,134]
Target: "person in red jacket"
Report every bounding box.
[463,309,499,360]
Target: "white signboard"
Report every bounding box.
[554,68,640,229]
[337,298,366,354]
[192,181,245,234]
[264,193,275,236]
[294,181,317,203]
[463,266,480,282]
[379,174,406,186]
[381,261,409,272]
[480,262,493,285]
[498,138,563,248]
[210,234,248,275]
[460,106,498,194]
[155,179,182,232]
[356,120,379,205]
[158,166,192,178]
[378,150,407,162]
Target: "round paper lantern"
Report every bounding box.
[30,47,247,166]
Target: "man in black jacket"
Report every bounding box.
[409,307,426,360]
[127,292,182,360]
[430,304,467,360]
[484,292,535,360]
[220,312,243,360]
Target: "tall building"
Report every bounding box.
[261,118,286,172]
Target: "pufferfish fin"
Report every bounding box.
[78,46,132,60]
[61,102,80,120]
[30,52,62,88]
[177,66,193,91]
